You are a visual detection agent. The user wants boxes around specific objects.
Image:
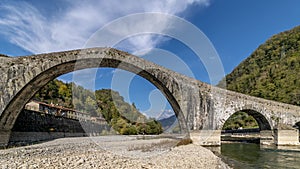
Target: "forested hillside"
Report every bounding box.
[34,79,163,135]
[219,25,300,106]
[219,26,300,130]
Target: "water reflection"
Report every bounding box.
[220,143,300,169]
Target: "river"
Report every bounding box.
[219,143,300,169]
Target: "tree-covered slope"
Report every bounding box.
[219,25,300,106]
[33,79,162,135]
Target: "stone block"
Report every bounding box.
[260,130,274,145]
[274,129,299,146]
[190,130,221,146]
[0,130,11,147]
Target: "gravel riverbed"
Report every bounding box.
[0,136,230,169]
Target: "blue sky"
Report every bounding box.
[1,0,300,118]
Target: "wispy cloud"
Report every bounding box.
[0,0,210,54]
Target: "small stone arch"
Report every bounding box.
[222,109,272,131]
[241,109,272,130]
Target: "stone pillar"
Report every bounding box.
[0,130,11,147]
[274,129,299,146]
[190,130,221,146]
[260,130,274,145]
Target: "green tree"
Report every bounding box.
[84,96,97,116]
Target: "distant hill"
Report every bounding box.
[219,25,300,106]
[156,109,175,120]
[158,115,177,130]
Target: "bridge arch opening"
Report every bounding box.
[221,109,272,143]
[294,122,300,128]
[1,56,187,136]
[9,68,182,146]
[223,109,271,131]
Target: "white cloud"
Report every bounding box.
[0,0,211,54]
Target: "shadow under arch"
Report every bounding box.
[295,122,300,142]
[1,55,187,135]
[295,121,300,128]
[222,109,272,131]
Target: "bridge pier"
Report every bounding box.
[190,130,221,146]
[190,129,299,146]
[274,128,299,146]
[0,130,11,147]
[260,130,274,145]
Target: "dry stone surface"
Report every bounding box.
[0,136,230,169]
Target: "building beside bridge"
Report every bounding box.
[25,100,106,124]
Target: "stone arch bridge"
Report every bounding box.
[0,48,300,146]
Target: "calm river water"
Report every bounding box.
[220,143,300,169]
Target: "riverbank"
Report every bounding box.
[0,136,230,169]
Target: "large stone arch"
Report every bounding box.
[0,48,190,133]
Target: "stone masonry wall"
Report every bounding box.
[9,109,110,146]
